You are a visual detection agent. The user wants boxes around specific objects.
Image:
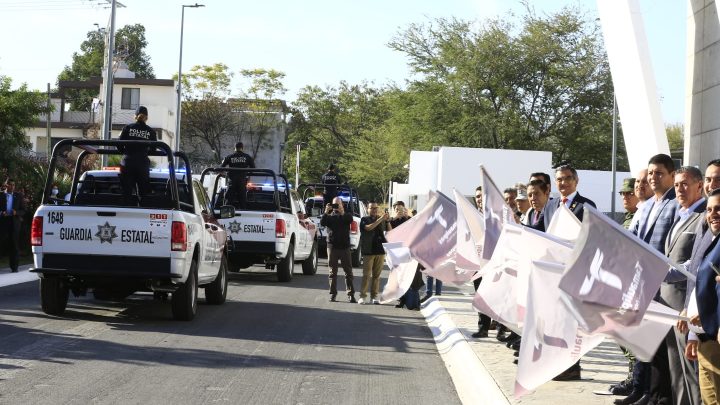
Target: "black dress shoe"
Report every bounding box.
[510,339,521,351]
[471,329,489,338]
[330,294,337,302]
[629,394,651,405]
[488,320,497,330]
[502,332,521,345]
[609,381,633,396]
[348,295,357,303]
[613,390,643,405]
[513,358,518,364]
[419,294,432,304]
[11,268,17,273]
[395,303,404,308]
[513,350,519,357]
[552,364,581,381]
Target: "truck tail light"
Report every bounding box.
[350,220,358,235]
[276,219,286,238]
[31,216,43,246]
[171,221,187,251]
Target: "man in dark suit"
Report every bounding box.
[542,164,596,230]
[663,166,706,405]
[543,165,595,381]
[618,154,679,405]
[0,179,25,273]
[690,188,720,403]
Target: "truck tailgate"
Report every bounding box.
[221,212,276,243]
[38,206,171,256]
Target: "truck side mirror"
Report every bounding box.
[218,205,235,219]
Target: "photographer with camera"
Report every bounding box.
[320,197,356,302]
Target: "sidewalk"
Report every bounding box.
[423,282,626,405]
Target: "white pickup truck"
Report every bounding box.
[299,184,367,267]
[31,140,234,321]
[201,168,318,282]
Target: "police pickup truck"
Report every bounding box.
[201,168,318,282]
[31,140,234,321]
[299,184,367,267]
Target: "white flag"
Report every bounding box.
[453,188,485,271]
[380,257,419,304]
[480,165,516,260]
[546,203,582,242]
[515,260,604,397]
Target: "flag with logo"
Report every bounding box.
[384,191,475,285]
[546,203,582,242]
[515,259,605,396]
[480,165,516,260]
[453,188,485,271]
[558,206,672,333]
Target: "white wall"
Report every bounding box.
[408,150,438,195]
[436,147,553,196]
[576,170,632,213]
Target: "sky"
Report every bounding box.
[0,0,686,124]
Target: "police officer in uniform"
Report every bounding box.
[118,106,157,204]
[221,142,255,209]
[321,163,343,206]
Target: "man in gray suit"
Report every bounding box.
[664,166,705,405]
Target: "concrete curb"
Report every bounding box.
[422,297,510,405]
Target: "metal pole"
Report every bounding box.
[101,0,117,167]
[611,93,617,217]
[46,83,52,162]
[175,3,204,169]
[295,143,300,189]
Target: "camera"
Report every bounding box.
[331,203,339,209]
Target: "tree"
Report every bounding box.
[285,81,389,199]
[179,63,238,165]
[0,76,49,173]
[666,123,683,152]
[236,69,288,159]
[57,24,155,111]
[387,8,625,170]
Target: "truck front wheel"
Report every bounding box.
[40,276,69,316]
[172,260,198,321]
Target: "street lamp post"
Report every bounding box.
[175,3,205,168]
[295,142,307,189]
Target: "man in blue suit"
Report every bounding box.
[691,188,720,404]
[617,154,679,405]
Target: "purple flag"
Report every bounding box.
[558,206,672,333]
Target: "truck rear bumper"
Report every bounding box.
[31,253,178,279]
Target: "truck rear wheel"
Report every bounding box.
[40,276,69,316]
[172,260,198,321]
[205,255,228,305]
[277,243,294,282]
[351,248,362,268]
[302,242,318,275]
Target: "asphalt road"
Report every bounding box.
[0,260,461,404]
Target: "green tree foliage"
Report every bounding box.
[237,69,288,158]
[57,24,155,111]
[286,82,388,198]
[179,63,237,165]
[666,122,683,151]
[387,9,625,170]
[0,76,52,250]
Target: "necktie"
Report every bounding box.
[533,210,539,225]
[561,197,568,206]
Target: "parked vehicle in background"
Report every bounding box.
[202,168,318,282]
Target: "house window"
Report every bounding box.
[121,88,140,110]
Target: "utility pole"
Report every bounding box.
[99,0,125,167]
[46,83,52,161]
